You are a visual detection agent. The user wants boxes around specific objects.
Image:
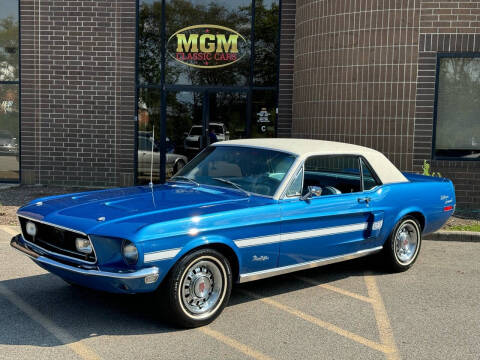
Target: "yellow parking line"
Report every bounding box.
[0,283,103,360]
[199,327,274,360]
[296,276,374,304]
[240,289,394,354]
[0,225,19,236]
[364,273,400,360]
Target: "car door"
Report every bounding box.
[279,155,383,267]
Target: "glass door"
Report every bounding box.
[207,91,247,145]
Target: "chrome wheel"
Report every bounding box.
[394,221,419,264]
[179,257,225,317]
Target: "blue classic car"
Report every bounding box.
[11,139,455,327]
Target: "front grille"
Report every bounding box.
[19,217,96,263]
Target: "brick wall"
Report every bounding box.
[277,0,296,137]
[292,0,419,171]
[20,0,136,187]
[413,0,480,207]
[291,0,479,208]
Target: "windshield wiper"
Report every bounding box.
[212,178,250,197]
[169,176,200,186]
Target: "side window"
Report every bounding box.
[303,155,361,195]
[360,158,380,191]
[286,167,303,197]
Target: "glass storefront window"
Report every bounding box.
[137,88,162,184]
[138,1,163,85]
[434,56,480,159]
[166,91,202,177]
[0,84,19,180]
[254,0,279,86]
[165,0,251,86]
[0,3,19,82]
[251,90,276,138]
[137,0,280,183]
[0,2,19,182]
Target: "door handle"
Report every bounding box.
[358,197,371,204]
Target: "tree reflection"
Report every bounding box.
[0,16,19,81]
[436,58,480,154]
[165,0,251,86]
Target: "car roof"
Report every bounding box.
[214,138,408,184]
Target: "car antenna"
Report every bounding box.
[149,126,155,188]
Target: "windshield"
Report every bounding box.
[189,126,202,136]
[174,146,296,197]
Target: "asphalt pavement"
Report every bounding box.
[0,225,478,360]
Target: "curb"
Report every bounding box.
[424,230,480,243]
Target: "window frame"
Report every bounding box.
[282,154,382,199]
[432,52,480,162]
[0,0,21,183]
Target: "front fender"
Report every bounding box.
[174,234,243,272]
[146,235,242,288]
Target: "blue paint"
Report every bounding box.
[15,168,455,294]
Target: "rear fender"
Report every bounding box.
[393,206,426,233]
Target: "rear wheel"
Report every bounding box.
[161,248,232,328]
[383,216,422,272]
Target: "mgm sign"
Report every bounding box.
[168,24,247,69]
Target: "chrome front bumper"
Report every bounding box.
[11,235,160,293]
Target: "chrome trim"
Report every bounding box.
[18,214,87,236]
[238,246,383,283]
[17,215,98,265]
[11,236,159,280]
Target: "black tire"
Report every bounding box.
[160,248,232,328]
[382,216,422,272]
[173,160,186,175]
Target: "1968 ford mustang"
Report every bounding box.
[11,139,456,327]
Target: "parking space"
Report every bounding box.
[0,226,479,360]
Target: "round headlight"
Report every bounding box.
[75,237,93,254]
[26,221,37,237]
[122,240,138,265]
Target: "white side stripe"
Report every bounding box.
[144,248,181,263]
[233,234,281,248]
[234,222,369,248]
[143,221,384,260]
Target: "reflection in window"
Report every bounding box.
[251,90,276,138]
[209,92,246,142]
[138,1,163,85]
[254,0,279,86]
[0,2,19,181]
[137,89,162,184]
[435,57,480,159]
[0,3,19,82]
[165,0,251,86]
[166,91,202,176]
[0,84,19,180]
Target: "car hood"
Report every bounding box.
[17,184,270,238]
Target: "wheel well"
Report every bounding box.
[407,212,425,231]
[196,243,240,282]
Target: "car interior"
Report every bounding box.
[299,155,379,196]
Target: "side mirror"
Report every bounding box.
[300,186,322,201]
[184,132,189,137]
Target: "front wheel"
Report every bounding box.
[161,249,232,328]
[383,216,422,272]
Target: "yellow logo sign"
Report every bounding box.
[167,24,247,69]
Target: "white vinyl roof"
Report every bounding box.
[214,138,408,184]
